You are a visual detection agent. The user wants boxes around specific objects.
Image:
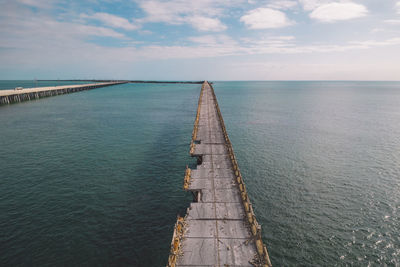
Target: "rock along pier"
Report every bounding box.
[167,81,272,267]
[0,82,127,106]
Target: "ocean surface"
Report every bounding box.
[0,81,399,266]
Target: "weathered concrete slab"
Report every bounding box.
[195,133,225,144]
[216,238,258,266]
[185,220,251,239]
[192,144,227,155]
[173,81,265,267]
[177,238,217,265]
[200,188,241,203]
[185,220,216,238]
[197,129,224,138]
[177,238,256,267]
[191,166,235,179]
[202,155,231,162]
[189,178,236,190]
[201,162,231,169]
[187,203,245,220]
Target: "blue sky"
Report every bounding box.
[1,0,400,80]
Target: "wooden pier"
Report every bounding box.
[0,82,126,105]
[167,81,272,267]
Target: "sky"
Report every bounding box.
[0,0,400,80]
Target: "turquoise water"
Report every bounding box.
[1,81,399,266]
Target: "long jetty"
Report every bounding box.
[0,82,126,105]
[167,81,272,267]
[38,80,204,84]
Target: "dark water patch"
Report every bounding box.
[0,82,198,266]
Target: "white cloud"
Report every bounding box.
[136,0,232,31]
[241,35,295,45]
[226,61,400,81]
[84,37,400,59]
[396,2,400,14]
[269,35,296,40]
[77,24,126,38]
[349,38,400,48]
[188,34,236,45]
[2,0,400,80]
[240,8,293,29]
[370,28,385,33]
[0,11,127,50]
[189,35,220,44]
[16,0,53,9]
[299,0,332,11]
[187,16,227,32]
[2,10,400,81]
[81,12,138,31]
[267,0,298,10]
[309,2,368,22]
[384,19,400,25]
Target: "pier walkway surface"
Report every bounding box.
[167,81,272,267]
[0,82,126,105]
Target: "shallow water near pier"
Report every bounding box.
[1,81,399,266]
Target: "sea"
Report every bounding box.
[0,81,399,266]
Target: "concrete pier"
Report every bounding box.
[167,81,272,267]
[0,82,126,106]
